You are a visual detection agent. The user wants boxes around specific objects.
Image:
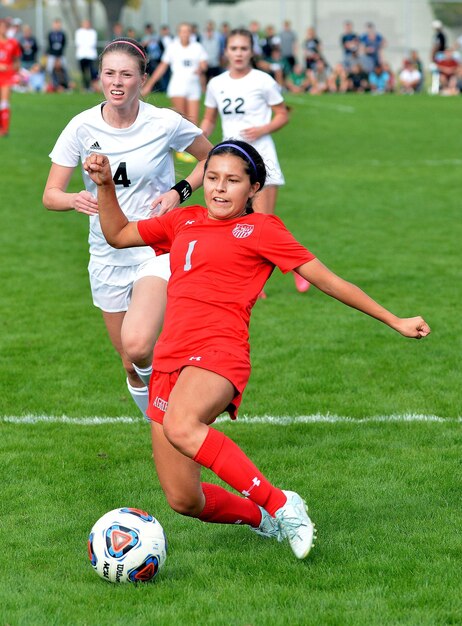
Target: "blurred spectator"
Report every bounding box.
[303,27,323,70]
[46,19,66,75]
[360,22,385,73]
[382,61,395,91]
[431,20,446,61]
[368,63,392,94]
[340,20,359,69]
[126,27,137,40]
[191,24,201,43]
[443,64,462,95]
[249,21,262,59]
[141,23,163,75]
[258,45,289,86]
[434,47,459,91]
[260,25,280,59]
[307,58,331,94]
[49,56,75,92]
[19,24,38,70]
[285,63,311,93]
[279,20,297,71]
[111,22,124,40]
[219,22,230,66]
[201,20,222,87]
[28,63,46,92]
[75,19,98,91]
[409,49,424,88]
[398,59,422,94]
[347,63,369,92]
[327,63,348,93]
[159,24,173,50]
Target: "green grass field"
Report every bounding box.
[1,91,461,625]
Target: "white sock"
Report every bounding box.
[126,379,150,422]
[133,363,153,386]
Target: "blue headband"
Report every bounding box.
[212,143,258,177]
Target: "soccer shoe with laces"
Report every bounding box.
[275,490,316,559]
[250,506,284,541]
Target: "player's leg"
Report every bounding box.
[0,85,11,136]
[121,275,167,375]
[163,366,316,557]
[163,367,286,515]
[101,310,148,417]
[252,184,277,215]
[151,421,264,527]
[122,256,170,385]
[89,261,149,417]
[185,98,200,126]
[170,95,188,118]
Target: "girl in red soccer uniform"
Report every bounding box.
[84,140,431,560]
[0,19,21,136]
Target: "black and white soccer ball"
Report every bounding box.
[88,508,167,583]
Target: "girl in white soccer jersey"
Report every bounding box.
[142,23,208,127]
[201,28,309,294]
[43,38,212,417]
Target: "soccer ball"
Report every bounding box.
[88,507,167,583]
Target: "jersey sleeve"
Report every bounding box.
[167,110,202,153]
[258,215,315,273]
[137,211,177,255]
[48,117,81,167]
[203,80,218,109]
[263,74,285,107]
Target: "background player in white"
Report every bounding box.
[43,38,212,418]
[142,22,208,129]
[200,28,309,294]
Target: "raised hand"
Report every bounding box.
[83,153,113,187]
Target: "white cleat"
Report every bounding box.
[250,506,284,541]
[275,490,316,559]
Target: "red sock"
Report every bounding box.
[198,482,262,526]
[0,107,10,134]
[193,428,286,516]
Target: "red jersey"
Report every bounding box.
[0,37,21,85]
[138,205,315,372]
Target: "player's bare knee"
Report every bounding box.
[163,415,197,453]
[163,491,203,517]
[122,333,152,364]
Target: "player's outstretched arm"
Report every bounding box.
[296,259,431,339]
[141,61,169,97]
[83,153,144,249]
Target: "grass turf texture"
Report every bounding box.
[1,421,461,625]
[1,92,461,624]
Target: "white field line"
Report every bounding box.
[285,97,356,113]
[1,414,460,425]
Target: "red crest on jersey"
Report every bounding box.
[232,224,254,239]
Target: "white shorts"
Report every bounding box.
[88,255,171,313]
[167,76,202,100]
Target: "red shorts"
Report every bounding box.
[147,350,250,424]
[0,71,16,87]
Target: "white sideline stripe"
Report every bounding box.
[285,97,356,113]
[1,414,460,425]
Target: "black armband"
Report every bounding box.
[171,179,192,204]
